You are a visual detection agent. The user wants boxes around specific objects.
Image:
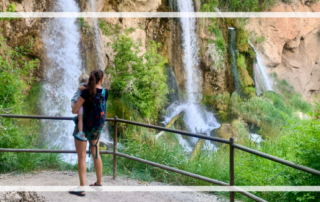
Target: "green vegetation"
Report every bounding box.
[24,82,43,115]
[0,32,66,173]
[0,3,16,21]
[218,0,276,12]
[78,18,91,29]
[200,0,281,12]
[211,28,226,55]
[236,53,255,95]
[99,113,320,201]
[99,20,121,36]
[124,27,135,34]
[212,75,312,138]
[109,34,168,120]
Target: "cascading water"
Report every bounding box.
[40,0,82,162]
[89,0,104,70]
[229,27,242,94]
[249,41,273,95]
[40,0,111,163]
[163,0,220,149]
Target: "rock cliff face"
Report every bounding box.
[3,0,320,103]
[0,0,51,80]
[246,0,320,102]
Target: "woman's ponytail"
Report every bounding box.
[87,70,104,99]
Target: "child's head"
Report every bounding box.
[79,71,89,84]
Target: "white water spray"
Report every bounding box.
[164,0,220,149]
[249,41,273,95]
[89,0,104,70]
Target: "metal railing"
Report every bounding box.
[1,114,320,202]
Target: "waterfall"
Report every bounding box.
[89,0,104,70]
[228,27,242,94]
[249,41,273,95]
[163,0,220,149]
[40,0,82,162]
[177,0,201,103]
[40,0,111,163]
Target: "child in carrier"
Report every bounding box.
[71,71,89,141]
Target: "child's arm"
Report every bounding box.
[78,85,87,91]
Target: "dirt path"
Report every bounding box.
[0,171,225,202]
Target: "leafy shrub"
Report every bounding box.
[109,34,168,120]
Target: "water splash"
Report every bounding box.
[89,0,104,70]
[250,133,263,144]
[249,41,273,95]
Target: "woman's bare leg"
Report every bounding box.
[90,140,103,185]
[75,139,87,187]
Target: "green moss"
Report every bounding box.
[24,82,43,115]
[107,95,138,121]
[212,92,231,121]
[243,87,256,97]
[237,53,254,89]
[236,26,250,53]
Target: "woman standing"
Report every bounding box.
[70,70,108,197]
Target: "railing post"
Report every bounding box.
[113,116,118,180]
[230,137,235,202]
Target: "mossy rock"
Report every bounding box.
[235,21,250,53]
[24,82,43,115]
[216,120,250,144]
[107,98,135,120]
[190,139,205,162]
[212,92,231,121]
[243,87,256,97]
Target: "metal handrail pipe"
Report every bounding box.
[234,143,320,176]
[0,114,74,120]
[0,148,113,155]
[116,152,266,202]
[0,114,229,144]
[117,118,230,144]
[0,114,116,122]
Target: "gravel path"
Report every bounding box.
[0,171,227,202]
